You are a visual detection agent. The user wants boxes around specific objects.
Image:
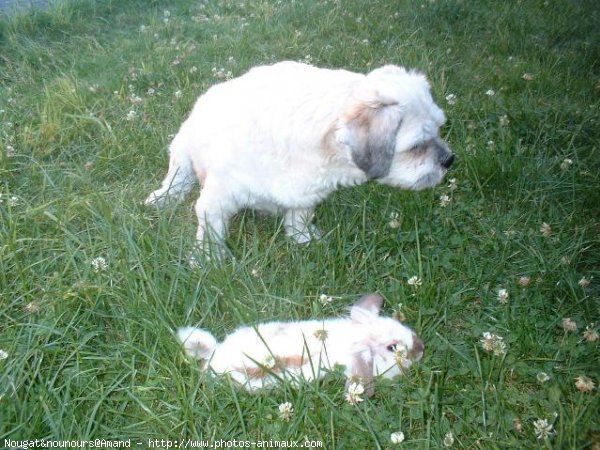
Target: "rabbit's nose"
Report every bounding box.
[409,334,424,361]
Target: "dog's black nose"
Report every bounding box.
[441,153,455,169]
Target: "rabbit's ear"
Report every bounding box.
[347,349,375,397]
[350,293,384,323]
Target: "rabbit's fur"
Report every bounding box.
[177,294,424,395]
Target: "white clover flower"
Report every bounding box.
[6,195,19,207]
[388,212,401,229]
[560,158,573,171]
[390,431,405,444]
[319,294,333,306]
[533,418,554,440]
[394,303,406,322]
[485,89,495,96]
[6,145,16,157]
[262,355,276,370]
[211,67,232,80]
[499,115,510,127]
[497,288,509,304]
[562,318,577,332]
[278,401,294,421]
[139,24,148,32]
[24,302,41,314]
[574,375,595,393]
[174,90,183,99]
[513,418,524,433]
[447,178,458,190]
[445,93,457,105]
[190,66,198,74]
[540,222,552,237]
[578,277,591,288]
[128,67,139,80]
[313,328,328,342]
[128,94,143,105]
[443,431,455,447]
[125,110,137,121]
[537,372,550,383]
[583,325,598,343]
[394,346,408,366]
[345,382,365,405]
[407,276,422,287]
[0,349,8,360]
[518,276,531,288]
[522,73,535,81]
[439,194,451,207]
[480,332,507,356]
[91,257,108,272]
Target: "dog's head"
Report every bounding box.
[334,65,454,189]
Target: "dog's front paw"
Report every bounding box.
[283,208,320,244]
[287,224,322,244]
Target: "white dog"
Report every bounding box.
[145,61,453,257]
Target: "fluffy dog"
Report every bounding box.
[145,61,454,257]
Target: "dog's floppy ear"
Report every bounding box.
[335,73,404,179]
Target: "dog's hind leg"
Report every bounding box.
[144,137,198,207]
[190,177,239,263]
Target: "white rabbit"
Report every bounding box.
[177,293,424,396]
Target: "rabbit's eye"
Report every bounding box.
[387,344,397,352]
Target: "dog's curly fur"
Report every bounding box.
[145,61,453,256]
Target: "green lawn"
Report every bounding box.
[1,0,598,448]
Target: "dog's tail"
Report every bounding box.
[144,135,198,207]
[177,327,218,360]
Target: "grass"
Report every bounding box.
[1,0,599,448]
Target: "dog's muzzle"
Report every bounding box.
[441,153,455,169]
[432,138,454,169]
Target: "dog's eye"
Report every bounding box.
[387,344,397,352]
[410,142,428,154]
